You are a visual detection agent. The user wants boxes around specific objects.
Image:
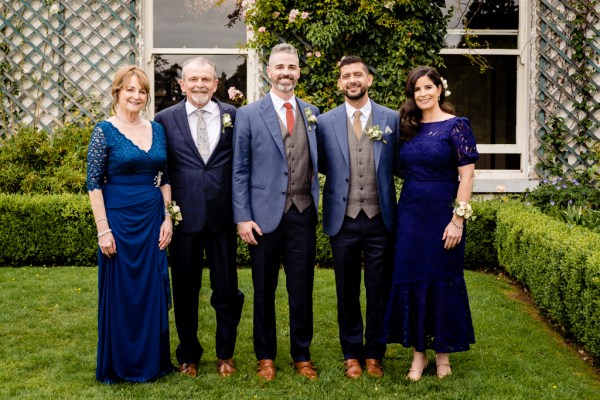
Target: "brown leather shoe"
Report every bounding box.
[257,359,276,381]
[178,362,197,378]
[365,358,384,378]
[344,358,362,379]
[294,360,318,380]
[217,358,236,377]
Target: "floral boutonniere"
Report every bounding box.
[304,107,318,131]
[366,125,387,144]
[166,201,183,226]
[221,113,233,133]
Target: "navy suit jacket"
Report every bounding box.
[155,98,236,233]
[232,93,320,234]
[317,100,399,236]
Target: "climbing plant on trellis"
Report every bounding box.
[536,0,600,185]
[0,0,138,136]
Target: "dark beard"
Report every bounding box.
[343,85,367,100]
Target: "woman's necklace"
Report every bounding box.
[115,113,142,126]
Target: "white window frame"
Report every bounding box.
[141,0,260,118]
[440,1,536,192]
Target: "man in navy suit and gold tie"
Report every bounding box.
[155,57,244,378]
[232,43,320,381]
[317,56,398,379]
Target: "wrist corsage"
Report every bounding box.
[165,201,183,226]
[453,200,474,220]
[221,113,233,133]
[304,107,318,131]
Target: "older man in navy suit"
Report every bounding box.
[317,56,398,379]
[232,43,320,381]
[155,57,244,378]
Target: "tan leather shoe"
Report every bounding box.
[365,358,384,378]
[344,358,362,379]
[294,360,318,380]
[178,362,197,378]
[217,358,236,377]
[257,359,276,381]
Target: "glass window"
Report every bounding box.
[442,0,519,30]
[439,55,517,145]
[154,54,247,112]
[153,0,246,48]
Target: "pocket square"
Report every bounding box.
[385,126,393,134]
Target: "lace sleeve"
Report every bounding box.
[450,118,479,166]
[86,123,108,191]
[153,121,170,185]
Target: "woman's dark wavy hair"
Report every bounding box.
[400,66,455,141]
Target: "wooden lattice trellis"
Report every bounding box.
[0,0,138,135]
[536,0,600,181]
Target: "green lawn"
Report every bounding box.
[0,267,599,399]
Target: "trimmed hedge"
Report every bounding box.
[0,194,97,266]
[464,199,502,271]
[496,202,600,358]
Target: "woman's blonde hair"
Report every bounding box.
[110,65,151,114]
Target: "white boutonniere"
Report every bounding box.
[154,171,163,187]
[166,201,183,226]
[366,125,387,144]
[221,113,233,133]
[304,107,318,131]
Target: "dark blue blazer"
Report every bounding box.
[155,98,236,233]
[317,100,399,236]
[232,93,320,234]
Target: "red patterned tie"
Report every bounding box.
[284,102,294,136]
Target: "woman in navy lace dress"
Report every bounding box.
[382,67,478,381]
[87,65,176,383]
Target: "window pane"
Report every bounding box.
[443,1,519,30]
[154,54,247,113]
[440,55,517,145]
[445,33,518,49]
[476,154,520,170]
[153,0,245,48]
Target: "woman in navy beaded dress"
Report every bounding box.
[382,67,478,381]
[87,65,176,383]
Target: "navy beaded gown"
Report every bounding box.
[382,117,478,353]
[87,120,176,383]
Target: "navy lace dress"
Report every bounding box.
[382,117,479,353]
[87,120,175,383]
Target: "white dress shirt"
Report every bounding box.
[270,91,297,133]
[344,100,372,131]
[185,100,221,155]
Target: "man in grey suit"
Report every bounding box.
[155,57,244,378]
[317,56,398,379]
[232,43,320,381]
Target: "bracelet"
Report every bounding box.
[95,218,108,223]
[450,220,463,229]
[97,229,112,237]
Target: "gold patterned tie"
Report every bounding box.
[195,109,210,162]
[353,110,363,139]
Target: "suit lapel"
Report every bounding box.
[172,100,204,163]
[297,98,318,174]
[371,101,386,171]
[332,105,350,168]
[260,94,286,160]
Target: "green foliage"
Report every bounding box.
[495,201,600,359]
[237,0,449,111]
[0,124,92,194]
[0,194,97,266]
[558,204,600,232]
[464,198,503,271]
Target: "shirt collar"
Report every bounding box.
[185,99,219,116]
[344,99,372,120]
[270,91,297,111]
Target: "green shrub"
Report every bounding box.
[464,198,502,271]
[0,194,97,266]
[522,177,600,212]
[0,124,91,194]
[495,202,600,359]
